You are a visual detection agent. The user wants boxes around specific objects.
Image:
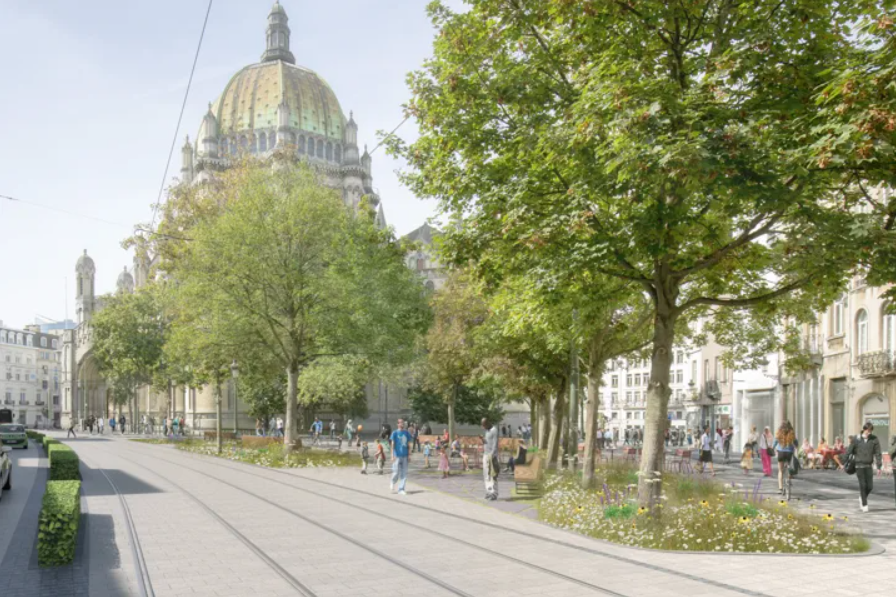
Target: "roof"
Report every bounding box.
[210,61,345,143]
[402,222,441,246]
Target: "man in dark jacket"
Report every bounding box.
[847,422,882,512]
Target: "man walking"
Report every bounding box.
[389,418,412,495]
[97,416,104,435]
[119,414,126,434]
[329,420,336,440]
[482,418,499,500]
[67,418,77,438]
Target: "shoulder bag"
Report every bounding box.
[844,453,856,475]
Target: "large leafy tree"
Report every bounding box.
[395,0,866,504]
[90,286,168,419]
[168,160,428,450]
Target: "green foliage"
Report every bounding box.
[171,440,356,468]
[297,356,371,418]
[26,430,45,442]
[726,502,759,519]
[37,480,81,567]
[48,444,80,481]
[42,437,59,450]
[407,382,504,426]
[603,504,635,520]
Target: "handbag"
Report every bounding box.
[788,452,801,476]
[844,453,856,475]
[766,447,775,457]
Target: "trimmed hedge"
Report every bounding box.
[48,444,80,481]
[26,430,46,442]
[37,480,81,567]
[43,436,59,450]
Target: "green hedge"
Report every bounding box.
[37,480,81,567]
[48,444,80,481]
[26,430,45,442]
[42,436,59,450]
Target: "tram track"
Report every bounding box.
[118,442,768,597]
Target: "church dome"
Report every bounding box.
[76,250,95,275]
[116,267,135,294]
[212,61,345,143]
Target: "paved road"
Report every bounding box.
[4,436,896,597]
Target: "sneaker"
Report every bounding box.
[390,483,395,493]
[398,490,407,496]
[862,505,869,513]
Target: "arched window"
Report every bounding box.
[258,132,267,152]
[269,134,276,149]
[240,136,249,152]
[326,142,333,161]
[883,306,896,353]
[317,139,324,158]
[334,144,342,163]
[857,309,869,355]
[230,139,237,155]
[220,138,228,155]
[298,135,305,154]
[249,135,257,153]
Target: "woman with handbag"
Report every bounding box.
[846,422,882,513]
[758,426,773,477]
[773,421,797,495]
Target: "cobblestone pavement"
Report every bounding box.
[4,435,896,597]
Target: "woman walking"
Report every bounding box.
[748,426,759,460]
[847,422,882,513]
[699,425,715,476]
[773,421,797,495]
[758,426,773,477]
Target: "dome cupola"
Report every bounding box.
[116,267,135,294]
[261,1,295,65]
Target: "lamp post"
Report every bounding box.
[230,360,239,435]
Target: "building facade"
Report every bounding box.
[0,322,61,427]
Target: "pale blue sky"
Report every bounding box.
[0,0,450,329]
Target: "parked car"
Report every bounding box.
[0,424,27,449]
[0,446,11,501]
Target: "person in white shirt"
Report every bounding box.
[699,426,715,476]
[481,418,499,500]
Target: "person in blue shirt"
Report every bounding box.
[389,418,413,495]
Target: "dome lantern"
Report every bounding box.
[261,1,296,65]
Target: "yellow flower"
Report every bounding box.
[637,507,647,516]
[822,514,834,522]
[809,504,816,509]
[778,500,787,507]
[842,516,849,521]
[576,506,584,512]
[787,514,794,520]
[631,523,637,529]
[738,516,750,525]
[700,500,710,507]
[811,525,819,532]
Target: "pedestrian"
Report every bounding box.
[110,416,116,433]
[119,415,126,434]
[500,424,507,438]
[438,444,450,478]
[389,418,412,495]
[747,425,758,459]
[360,441,370,475]
[773,421,797,495]
[329,420,336,440]
[356,424,362,447]
[481,418,499,500]
[172,416,179,438]
[345,419,353,444]
[375,439,386,474]
[276,417,284,438]
[699,425,715,476]
[847,422,882,513]
[412,424,421,452]
[67,418,77,438]
[759,426,773,477]
[97,416,104,435]
[740,442,753,475]
[256,419,264,436]
[723,426,732,464]
[423,440,432,468]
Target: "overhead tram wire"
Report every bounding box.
[0,193,130,228]
[148,0,214,233]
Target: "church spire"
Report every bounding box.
[261,1,295,64]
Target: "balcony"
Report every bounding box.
[856,350,896,378]
[701,380,722,401]
[3,399,13,405]
[35,400,46,406]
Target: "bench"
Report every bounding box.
[514,454,544,496]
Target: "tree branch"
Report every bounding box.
[679,276,813,311]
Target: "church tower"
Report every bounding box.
[261,1,295,64]
[75,250,96,325]
[181,136,194,184]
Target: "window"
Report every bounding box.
[626,391,632,403]
[633,374,640,386]
[53,395,59,406]
[857,309,869,355]
[703,359,709,383]
[40,337,47,347]
[714,357,721,381]
[626,412,632,420]
[885,308,896,353]
[611,392,618,404]
[611,375,618,388]
[626,374,632,385]
[52,339,57,349]
[676,351,684,364]
[833,295,846,335]
[676,369,683,383]
[268,135,276,149]
[258,132,267,152]
[298,135,305,154]
[691,360,697,382]
[326,142,333,161]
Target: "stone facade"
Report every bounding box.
[0,322,61,428]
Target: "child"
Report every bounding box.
[438,445,450,478]
[336,435,343,451]
[741,442,753,475]
[375,440,386,475]
[423,441,432,468]
[360,441,369,474]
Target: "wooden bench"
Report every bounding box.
[514,454,544,496]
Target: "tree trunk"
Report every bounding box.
[538,396,550,451]
[447,384,457,440]
[546,382,567,469]
[285,364,299,451]
[215,382,222,454]
[529,398,538,448]
[638,289,678,507]
[583,340,604,488]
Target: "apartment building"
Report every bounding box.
[0,321,62,427]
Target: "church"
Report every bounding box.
[60,2,441,433]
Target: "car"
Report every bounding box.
[0,446,11,502]
[0,424,28,449]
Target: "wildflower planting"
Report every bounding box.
[539,464,868,554]
[172,439,356,469]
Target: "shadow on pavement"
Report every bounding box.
[79,461,163,497]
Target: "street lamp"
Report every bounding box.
[230,360,239,435]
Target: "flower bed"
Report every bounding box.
[539,465,868,554]
[170,439,356,469]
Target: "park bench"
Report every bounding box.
[514,454,544,496]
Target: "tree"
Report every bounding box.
[393,0,865,504]
[90,286,167,420]
[297,356,371,420]
[407,382,504,427]
[168,160,428,450]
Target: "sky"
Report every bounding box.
[0,0,455,330]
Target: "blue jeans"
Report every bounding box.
[391,456,408,491]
